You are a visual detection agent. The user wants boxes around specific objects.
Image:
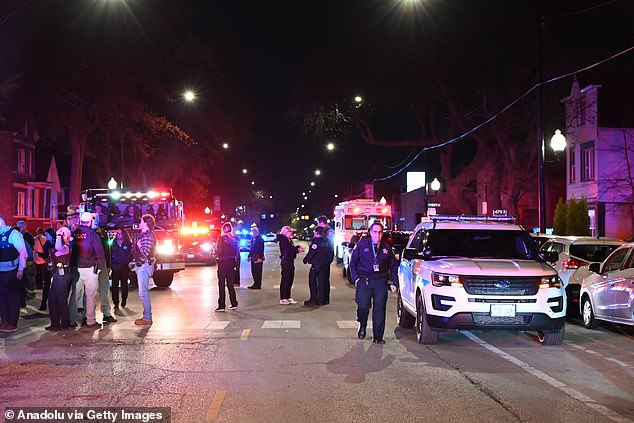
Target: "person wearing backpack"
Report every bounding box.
[0,215,28,333]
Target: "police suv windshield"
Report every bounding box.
[426,229,541,261]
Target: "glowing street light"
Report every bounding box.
[550,129,567,152]
[107,177,118,190]
[326,143,335,151]
[310,182,315,187]
[204,207,211,214]
[222,142,229,149]
[184,90,196,102]
[314,169,321,176]
[354,96,363,104]
[242,168,248,174]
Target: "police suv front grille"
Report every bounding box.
[472,313,533,326]
[462,277,540,296]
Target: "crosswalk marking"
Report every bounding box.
[262,320,301,329]
[207,321,231,330]
[337,320,372,329]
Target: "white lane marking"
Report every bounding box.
[8,326,44,340]
[337,320,373,329]
[463,331,633,423]
[207,321,231,330]
[567,343,634,373]
[262,320,301,329]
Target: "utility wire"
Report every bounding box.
[373,44,634,182]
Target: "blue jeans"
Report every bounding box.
[135,264,153,321]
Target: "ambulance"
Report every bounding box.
[332,198,392,262]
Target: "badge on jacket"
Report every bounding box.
[311,244,317,250]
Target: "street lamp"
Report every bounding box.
[242,168,248,174]
[550,129,567,152]
[326,143,335,151]
[184,90,196,102]
[315,169,321,176]
[204,207,211,214]
[222,143,229,149]
[107,177,117,190]
[425,177,441,216]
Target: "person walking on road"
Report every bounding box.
[215,222,239,312]
[277,226,304,305]
[349,221,399,344]
[247,226,265,289]
[0,216,28,333]
[133,214,156,325]
[302,226,331,306]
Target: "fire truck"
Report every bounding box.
[80,188,185,287]
[332,198,392,263]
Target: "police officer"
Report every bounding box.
[45,227,73,331]
[349,221,398,344]
[316,216,334,305]
[247,226,265,290]
[0,215,28,333]
[302,226,330,306]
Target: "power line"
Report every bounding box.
[373,44,634,182]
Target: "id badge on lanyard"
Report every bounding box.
[372,243,380,272]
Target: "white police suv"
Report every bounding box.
[397,216,565,345]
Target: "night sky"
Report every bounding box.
[2,0,633,221]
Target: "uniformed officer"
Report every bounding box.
[349,221,398,344]
[316,215,334,304]
[302,226,331,306]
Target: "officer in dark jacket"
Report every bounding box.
[277,226,304,304]
[46,226,73,331]
[302,226,331,306]
[349,221,398,344]
[316,216,334,305]
[215,222,239,311]
[247,226,265,289]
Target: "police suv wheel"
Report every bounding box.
[537,326,565,346]
[397,292,415,329]
[152,271,174,288]
[416,293,438,344]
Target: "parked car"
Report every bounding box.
[262,232,277,243]
[342,231,367,282]
[579,242,634,328]
[530,233,561,249]
[540,236,626,311]
[383,230,413,260]
[397,216,565,345]
[180,233,216,266]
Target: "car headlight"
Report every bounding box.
[432,273,463,288]
[539,275,561,289]
[156,239,175,255]
[201,242,212,252]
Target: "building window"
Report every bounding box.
[17,148,26,173]
[575,97,586,127]
[16,191,26,216]
[580,141,595,181]
[568,145,576,183]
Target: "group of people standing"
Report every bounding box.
[0,210,158,333]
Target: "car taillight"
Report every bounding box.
[561,258,588,270]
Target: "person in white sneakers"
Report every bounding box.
[276,226,304,305]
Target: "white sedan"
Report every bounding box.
[580,242,634,328]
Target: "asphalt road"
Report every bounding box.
[1,241,633,423]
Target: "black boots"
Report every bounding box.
[358,324,366,339]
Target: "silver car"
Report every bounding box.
[579,242,634,328]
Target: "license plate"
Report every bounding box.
[490,304,516,317]
[187,254,195,259]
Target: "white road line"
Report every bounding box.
[207,321,231,330]
[337,320,373,329]
[567,343,634,373]
[261,320,301,329]
[8,326,44,340]
[463,331,633,423]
